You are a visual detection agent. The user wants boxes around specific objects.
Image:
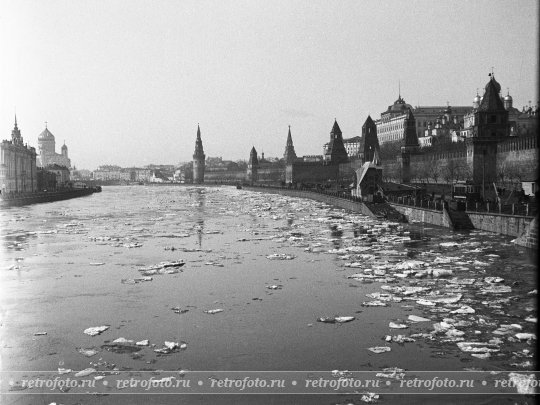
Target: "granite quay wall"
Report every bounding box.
[389,204,448,228]
[513,217,538,249]
[242,185,537,247]
[203,170,245,182]
[466,212,535,238]
[243,186,376,218]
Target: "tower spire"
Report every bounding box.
[398,80,401,98]
[192,125,205,184]
[284,125,297,163]
[11,113,23,145]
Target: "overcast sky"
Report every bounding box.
[0,0,538,170]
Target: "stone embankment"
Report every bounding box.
[0,188,96,207]
[243,185,537,249]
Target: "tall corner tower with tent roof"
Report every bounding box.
[192,125,205,184]
[466,73,509,188]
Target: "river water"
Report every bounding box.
[0,185,537,404]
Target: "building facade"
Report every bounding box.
[376,94,471,145]
[37,124,71,168]
[390,74,537,195]
[91,166,153,182]
[0,117,38,195]
[45,164,71,187]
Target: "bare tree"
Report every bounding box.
[431,162,442,184]
[441,159,468,185]
[496,160,508,188]
[416,160,432,184]
[441,160,456,184]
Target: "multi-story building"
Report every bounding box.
[91,166,153,182]
[45,163,71,187]
[418,109,462,147]
[0,117,38,194]
[71,168,92,181]
[396,74,537,194]
[343,136,362,158]
[375,94,471,145]
[413,105,470,139]
[37,124,71,168]
[302,155,324,162]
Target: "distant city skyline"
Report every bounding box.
[0,0,538,170]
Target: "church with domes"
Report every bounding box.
[37,124,71,169]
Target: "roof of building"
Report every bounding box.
[249,146,259,165]
[331,119,342,135]
[325,120,348,163]
[39,127,54,140]
[362,115,375,128]
[193,124,205,157]
[385,96,413,114]
[283,126,297,162]
[45,163,69,170]
[478,75,505,111]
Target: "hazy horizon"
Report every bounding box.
[1,0,538,170]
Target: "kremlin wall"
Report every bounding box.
[191,74,538,200]
[2,74,538,200]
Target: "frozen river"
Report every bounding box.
[0,185,537,404]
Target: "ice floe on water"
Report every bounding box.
[83,326,109,336]
[1,186,537,401]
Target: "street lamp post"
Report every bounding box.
[482,150,486,201]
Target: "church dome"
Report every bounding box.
[39,127,55,140]
[473,94,481,104]
[503,93,513,102]
[388,96,413,113]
